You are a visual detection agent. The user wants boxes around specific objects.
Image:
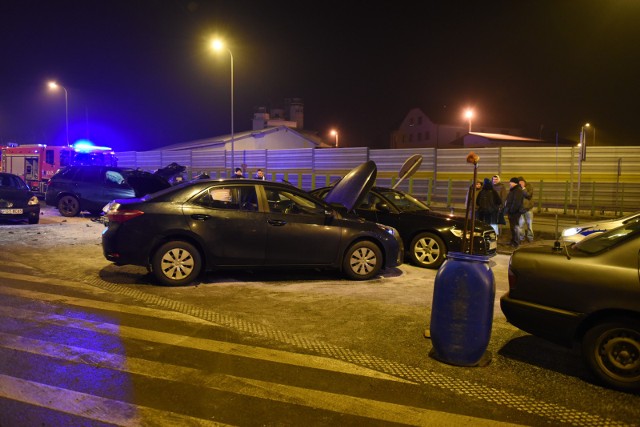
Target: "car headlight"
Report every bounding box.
[451,226,483,238]
[377,223,398,236]
[28,196,39,206]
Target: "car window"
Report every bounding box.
[357,193,384,211]
[75,167,103,183]
[376,188,429,212]
[193,185,258,211]
[105,170,126,186]
[266,188,324,215]
[575,219,640,254]
[0,174,28,190]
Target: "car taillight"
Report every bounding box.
[107,209,144,223]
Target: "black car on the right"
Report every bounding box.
[501,219,640,391]
[311,186,497,269]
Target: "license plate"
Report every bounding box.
[489,240,497,250]
[0,209,23,214]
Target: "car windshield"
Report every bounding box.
[574,219,640,254]
[376,188,430,212]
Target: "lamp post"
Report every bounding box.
[47,81,69,145]
[212,39,234,174]
[576,123,590,220]
[464,108,474,133]
[330,129,339,147]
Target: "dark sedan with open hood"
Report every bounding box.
[311,185,497,269]
[102,161,403,286]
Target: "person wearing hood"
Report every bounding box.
[492,175,508,236]
[476,177,502,235]
[504,177,525,248]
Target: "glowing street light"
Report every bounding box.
[464,108,474,133]
[47,81,69,145]
[330,129,339,147]
[211,39,235,173]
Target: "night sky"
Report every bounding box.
[2,0,639,152]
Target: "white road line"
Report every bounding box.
[0,374,232,427]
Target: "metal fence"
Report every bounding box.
[116,145,640,218]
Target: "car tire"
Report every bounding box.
[28,215,39,225]
[343,240,382,280]
[57,195,80,217]
[151,241,202,286]
[582,318,640,391]
[409,232,446,269]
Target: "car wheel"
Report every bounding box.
[57,195,80,217]
[582,318,640,391]
[343,240,382,280]
[28,215,39,225]
[409,232,446,269]
[151,241,202,286]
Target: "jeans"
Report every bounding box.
[518,210,534,242]
[508,213,522,246]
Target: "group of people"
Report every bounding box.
[470,175,534,248]
[231,167,266,180]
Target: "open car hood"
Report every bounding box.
[323,160,377,211]
[125,170,172,197]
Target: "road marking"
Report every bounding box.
[0,332,521,427]
[0,374,231,427]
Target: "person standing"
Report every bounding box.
[255,169,266,180]
[476,177,502,235]
[492,175,508,237]
[504,177,525,248]
[233,167,244,179]
[518,176,534,243]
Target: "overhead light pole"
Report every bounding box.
[330,129,339,147]
[576,123,591,220]
[464,108,474,133]
[212,39,234,174]
[47,81,69,145]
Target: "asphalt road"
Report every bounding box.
[0,206,637,426]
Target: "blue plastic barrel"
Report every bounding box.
[429,252,495,366]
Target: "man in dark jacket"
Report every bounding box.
[518,176,534,243]
[476,177,502,235]
[504,177,524,248]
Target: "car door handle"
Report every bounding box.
[267,219,287,226]
[191,214,211,221]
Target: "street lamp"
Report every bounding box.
[211,39,234,173]
[330,129,339,147]
[464,108,474,133]
[576,122,592,219]
[47,81,69,145]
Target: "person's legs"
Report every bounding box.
[508,214,520,247]
[525,210,534,241]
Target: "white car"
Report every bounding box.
[561,211,640,243]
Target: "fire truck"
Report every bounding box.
[0,142,117,194]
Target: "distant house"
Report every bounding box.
[391,107,524,149]
[152,125,331,152]
[150,98,332,152]
[449,132,576,148]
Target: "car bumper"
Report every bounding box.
[0,205,40,222]
[500,293,586,347]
